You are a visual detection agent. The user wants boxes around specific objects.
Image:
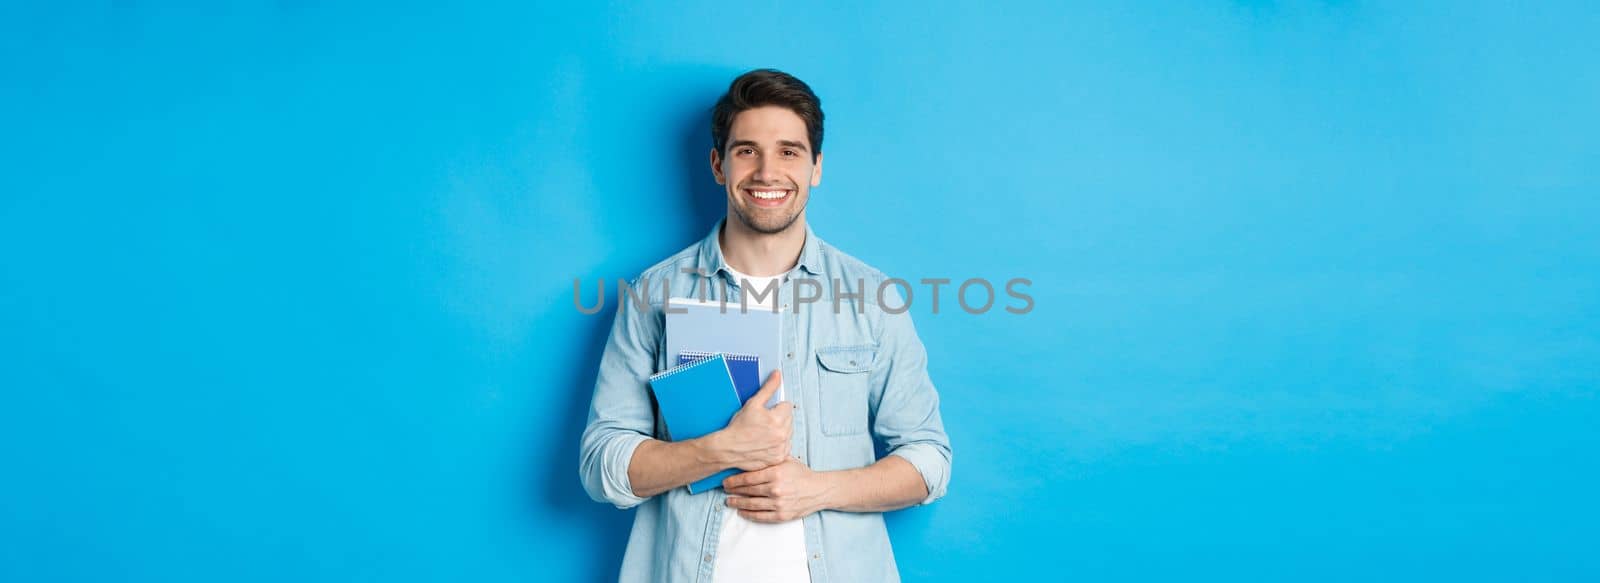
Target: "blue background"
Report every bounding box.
[3,1,1597,581]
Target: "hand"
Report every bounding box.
[723,457,835,523]
[706,370,792,471]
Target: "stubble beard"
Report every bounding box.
[731,193,805,235]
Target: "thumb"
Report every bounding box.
[745,369,783,409]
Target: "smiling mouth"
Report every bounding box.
[742,187,792,207]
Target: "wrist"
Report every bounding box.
[693,431,735,467]
[816,469,846,512]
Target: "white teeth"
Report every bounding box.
[750,190,787,200]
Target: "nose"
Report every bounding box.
[751,154,776,184]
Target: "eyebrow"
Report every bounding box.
[727,139,810,153]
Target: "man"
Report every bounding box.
[579,69,952,583]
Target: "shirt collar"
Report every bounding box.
[697,218,824,278]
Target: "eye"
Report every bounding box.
[782,149,798,157]
[738,147,756,156]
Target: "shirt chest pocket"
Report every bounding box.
[815,345,876,436]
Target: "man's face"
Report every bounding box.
[711,105,823,235]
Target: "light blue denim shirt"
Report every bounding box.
[579,220,953,583]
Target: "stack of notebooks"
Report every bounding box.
[647,297,783,493]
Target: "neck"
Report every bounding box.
[719,213,806,277]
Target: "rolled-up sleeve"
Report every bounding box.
[578,278,661,509]
[870,286,953,505]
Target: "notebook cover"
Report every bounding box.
[647,353,741,446]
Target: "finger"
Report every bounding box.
[770,401,794,419]
[725,481,776,497]
[737,510,786,523]
[744,369,783,409]
[726,495,776,511]
[722,467,775,490]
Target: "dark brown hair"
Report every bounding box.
[711,69,824,161]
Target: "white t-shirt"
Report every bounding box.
[712,265,809,583]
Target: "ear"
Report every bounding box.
[710,148,726,185]
[809,152,823,187]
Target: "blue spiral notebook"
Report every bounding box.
[648,353,752,493]
[675,352,760,493]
